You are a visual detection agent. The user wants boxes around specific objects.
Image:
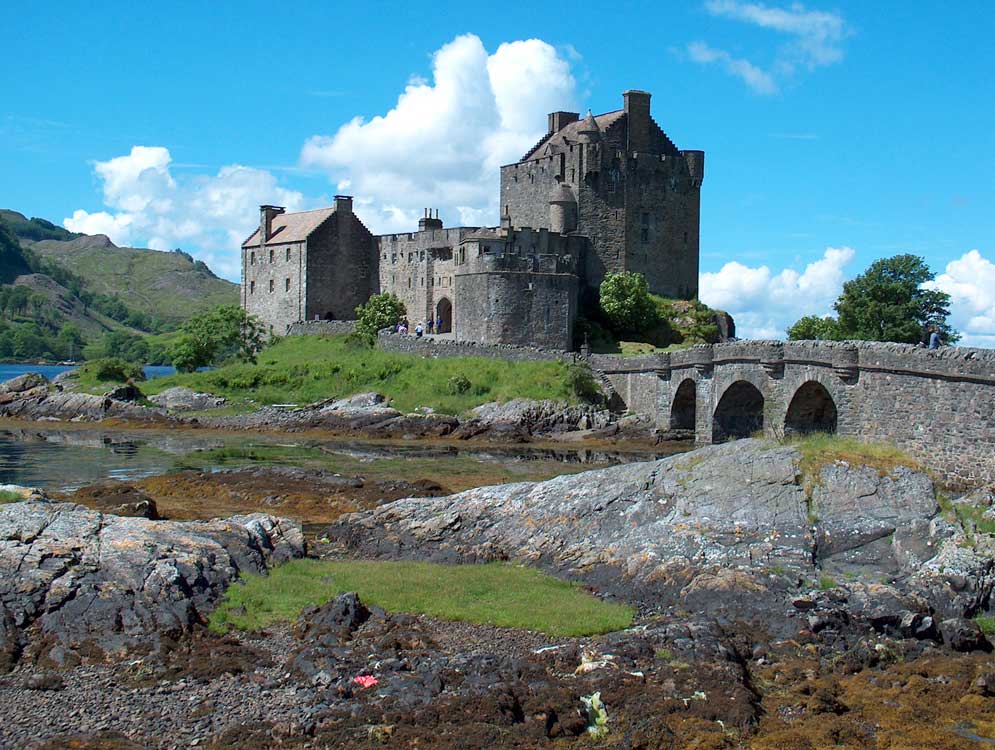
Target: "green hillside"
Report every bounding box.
[27,235,237,325]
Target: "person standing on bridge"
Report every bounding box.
[928,327,941,349]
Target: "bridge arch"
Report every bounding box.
[712,380,764,443]
[784,380,838,435]
[670,378,696,431]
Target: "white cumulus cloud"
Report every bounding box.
[686,0,849,94]
[300,33,577,233]
[699,246,856,339]
[924,249,995,347]
[65,146,306,279]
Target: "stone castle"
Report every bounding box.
[241,90,704,349]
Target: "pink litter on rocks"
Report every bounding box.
[353,675,378,689]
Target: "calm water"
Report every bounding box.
[0,424,683,493]
[0,364,177,383]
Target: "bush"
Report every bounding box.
[599,272,660,337]
[86,357,146,383]
[355,293,406,339]
[566,363,603,404]
[447,374,471,394]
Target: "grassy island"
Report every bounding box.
[141,334,592,414]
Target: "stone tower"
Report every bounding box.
[499,89,704,299]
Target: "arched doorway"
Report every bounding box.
[670,379,696,431]
[435,298,452,333]
[712,381,764,443]
[784,381,838,435]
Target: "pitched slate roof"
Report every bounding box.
[242,207,336,248]
[520,109,626,162]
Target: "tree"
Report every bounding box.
[598,272,660,336]
[786,315,843,341]
[355,293,407,339]
[167,304,265,372]
[834,255,958,344]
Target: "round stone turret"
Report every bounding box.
[577,110,600,143]
[548,183,576,233]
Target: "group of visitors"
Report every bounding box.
[395,317,446,338]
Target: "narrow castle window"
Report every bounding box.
[269,249,274,263]
[250,251,255,265]
[269,279,274,293]
[684,231,688,243]
[641,212,650,243]
[285,277,290,292]
[250,280,255,294]
[286,248,291,262]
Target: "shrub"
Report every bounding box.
[86,357,146,383]
[566,363,603,404]
[447,374,471,394]
[599,272,660,337]
[355,293,406,339]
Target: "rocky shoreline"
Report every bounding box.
[1,398,994,747]
[0,373,671,447]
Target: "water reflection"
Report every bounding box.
[0,422,690,493]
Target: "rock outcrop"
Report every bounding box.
[0,501,304,671]
[148,386,227,412]
[0,374,167,423]
[326,440,992,647]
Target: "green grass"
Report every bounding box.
[818,574,837,591]
[0,490,22,504]
[974,615,995,637]
[790,433,922,481]
[209,559,635,637]
[141,335,584,414]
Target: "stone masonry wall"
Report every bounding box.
[605,340,995,486]
[377,330,570,363]
[306,212,377,323]
[242,240,307,335]
[286,320,356,336]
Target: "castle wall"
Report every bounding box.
[376,227,470,327]
[242,240,307,335]
[305,211,377,322]
[454,271,577,350]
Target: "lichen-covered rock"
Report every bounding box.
[326,440,982,639]
[148,386,227,411]
[0,501,304,669]
[0,389,167,422]
[0,372,48,394]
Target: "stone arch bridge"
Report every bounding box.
[591,341,995,486]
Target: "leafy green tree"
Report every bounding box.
[0,219,29,283]
[598,272,660,336]
[167,305,265,372]
[355,293,407,339]
[834,255,958,344]
[786,315,844,341]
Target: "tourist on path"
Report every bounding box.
[928,327,941,349]
[415,322,424,338]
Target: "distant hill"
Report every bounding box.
[26,233,238,325]
[0,209,82,243]
[0,209,239,362]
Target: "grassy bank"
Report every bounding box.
[790,433,922,480]
[0,490,21,504]
[142,335,587,414]
[209,559,634,637]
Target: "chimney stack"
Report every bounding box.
[547,111,579,134]
[333,195,353,214]
[622,90,652,154]
[418,207,443,231]
[259,205,285,243]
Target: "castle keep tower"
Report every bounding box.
[499,89,703,299]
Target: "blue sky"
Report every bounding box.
[3,1,994,343]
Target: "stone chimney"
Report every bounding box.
[418,208,443,231]
[547,111,579,134]
[333,195,353,214]
[623,90,652,154]
[259,205,285,243]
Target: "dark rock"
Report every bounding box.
[0,502,304,667]
[939,617,992,652]
[104,384,144,402]
[972,672,995,696]
[295,593,370,642]
[24,672,64,691]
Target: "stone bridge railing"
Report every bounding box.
[600,341,995,486]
